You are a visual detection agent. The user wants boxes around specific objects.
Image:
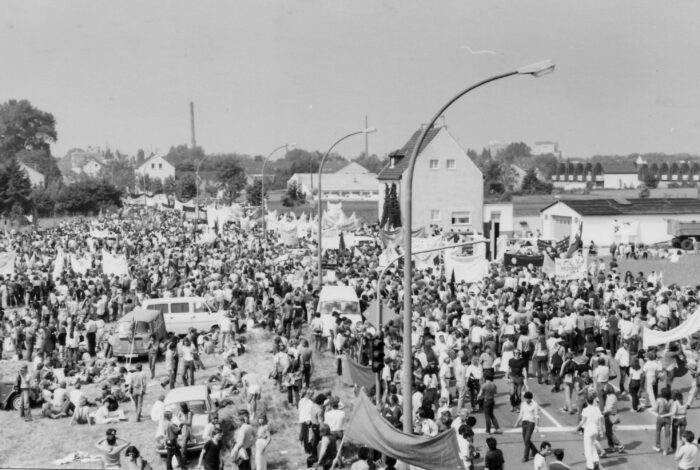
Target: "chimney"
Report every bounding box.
[189,101,197,149]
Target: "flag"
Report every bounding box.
[340,355,375,391]
[344,392,465,470]
[565,221,583,258]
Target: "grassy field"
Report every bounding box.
[0,325,354,470]
[600,252,700,287]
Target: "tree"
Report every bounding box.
[282,181,307,207]
[163,176,177,195]
[246,179,267,206]
[353,153,388,173]
[175,174,197,201]
[0,99,57,159]
[0,158,33,215]
[16,149,62,184]
[218,160,247,203]
[54,180,122,214]
[380,184,391,227]
[150,178,164,194]
[496,142,531,162]
[642,172,659,189]
[31,183,59,216]
[136,149,146,166]
[520,168,553,194]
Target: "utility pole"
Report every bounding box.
[364,116,369,158]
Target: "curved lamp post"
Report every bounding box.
[400,60,555,433]
[195,155,212,234]
[317,128,377,290]
[261,143,295,243]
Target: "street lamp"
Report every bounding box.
[261,143,295,244]
[317,128,377,290]
[400,60,555,433]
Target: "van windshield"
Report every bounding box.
[117,321,150,337]
[193,301,212,313]
[318,300,359,316]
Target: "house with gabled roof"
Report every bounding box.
[136,155,176,181]
[377,126,483,232]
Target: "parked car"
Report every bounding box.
[0,382,39,412]
[155,385,214,456]
[140,297,226,336]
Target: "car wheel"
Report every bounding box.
[12,394,22,411]
[681,238,694,251]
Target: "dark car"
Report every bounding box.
[0,382,39,411]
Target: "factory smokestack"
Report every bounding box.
[189,101,197,149]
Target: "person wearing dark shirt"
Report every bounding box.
[484,437,504,470]
[548,448,570,470]
[198,427,223,470]
[477,370,501,434]
[508,349,527,411]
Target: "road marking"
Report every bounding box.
[537,403,564,429]
[473,424,657,435]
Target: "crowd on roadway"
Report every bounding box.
[1,205,700,470]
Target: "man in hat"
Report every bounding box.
[95,428,130,469]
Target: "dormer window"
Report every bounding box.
[390,157,396,168]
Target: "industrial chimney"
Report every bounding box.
[189,101,197,149]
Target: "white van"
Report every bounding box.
[317,286,363,336]
[140,296,226,336]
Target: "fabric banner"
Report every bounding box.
[102,250,129,277]
[0,251,16,277]
[52,249,65,279]
[542,253,555,277]
[503,252,544,268]
[444,251,488,284]
[379,226,426,247]
[345,392,465,470]
[340,356,376,391]
[643,308,700,348]
[412,236,443,270]
[554,256,587,281]
[364,299,401,330]
[280,224,299,247]
[70,254,92,275]
[378,244,400,269]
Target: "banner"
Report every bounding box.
[102,250,129,277]
[643,308,700,348]
[52,249,65,279]
[412,236,443,270]
[0,251,16,277]
[444,250,488,284]
[554,256,587,281]
[503,252,544,268]
[341,355,376,391]
[379,226,426,247]
[542,253,555,277]
[279,224,299,247]
[70,254,92,275]
[345,392,465,470]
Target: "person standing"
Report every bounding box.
[162,411,185,470]
[514,391,540,463]
[507,349,527,412]
[548,448,570,470]
[533,441,552,470]
[129,363,148,422]
[255,413,271,470]
[232,410,256,470]
[477,370,502,434]
[15,363,33,421]
[671,391,688,452]
[164,340,178,390]
[614,341,630,395]
[180,338,196,386]
[198,427,223,470]
[577,395,604,470]
[483,437,505,470]
[146,334,160,380]
[85,315,98,357]
[653,388,674,454]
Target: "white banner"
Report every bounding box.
[102,250,129,277]
[70,254,92,275]
[0,251,16,277]
[554,256,587,281]
[52,249,65,279]
[643,308,700,348]
[445,250,488,284]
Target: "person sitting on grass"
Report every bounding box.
[71,396,93,425]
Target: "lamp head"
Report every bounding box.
[361,128,377,134]
[517,60,555,78]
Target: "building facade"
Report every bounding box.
[136,155,176,181]
[18,163,46,188]
[377,126,484,232]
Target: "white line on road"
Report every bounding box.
[474,424,657,434]
[538,403,564,428]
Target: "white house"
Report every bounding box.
[532,141,561,157]
[377,126,484,232]
[18,163,46,188]
[540,198,700,246]
[81,158,104,178]
[289,172,378,201]
[136,155,176,181]
[483,202,514,234]
[601,162,640,189]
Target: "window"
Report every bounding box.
[446,159,456,170]
[159,163,163,169]
[429,160,439,170]
[430,210,441,221]
[194,301,212,313]
[151,163,155,169]
[451,211,471,225]
[171,302,190,314]
[490,211,501,222]
[149,303,169,314]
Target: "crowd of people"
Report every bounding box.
[1,205,700,470]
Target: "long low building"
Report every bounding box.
[541,198,700,246]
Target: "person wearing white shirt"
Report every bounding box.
[674,430,698,470]
[533,441,552,470]
[614,342,630,394]
[514,391,540,463]
[577,396,604,470]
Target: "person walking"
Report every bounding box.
[514,391,540,463]
[162,411,185,470]
[180,338,196,386]
[653,388,674,454]
[128,363,148,422]
[255,413,271,470]
[15,363,33,421]
[577,395,604,470]
[198,427,223,470]
[477,370,501,434]
[670,390,688,452]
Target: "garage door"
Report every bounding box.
[552,215,572,240]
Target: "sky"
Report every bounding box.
[2,0,700,161]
